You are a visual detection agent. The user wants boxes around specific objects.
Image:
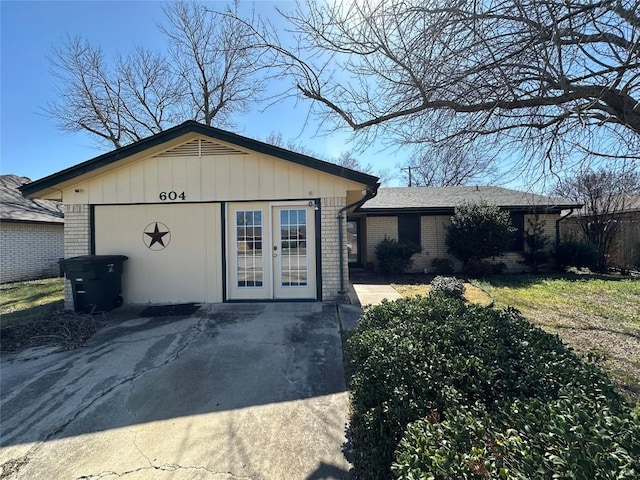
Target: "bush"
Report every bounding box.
[464,259,507,276]
[522,215,551,272]
[345,297,622,480]
[431,257,455,274]
[446,201,516,264]
[394,392,640,480]
[430,276,464,300]
[375,238,422,276]
[556,240,601,270]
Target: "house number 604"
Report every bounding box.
[159,191,186,201]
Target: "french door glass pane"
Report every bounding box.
[280,209,307,286]
[236,210,263,287]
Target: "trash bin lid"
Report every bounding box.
[59,255,128,265]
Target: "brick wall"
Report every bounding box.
[0,222,64,283]
[364,216,398,267]
[363,212,561,274]
[413,215,463,272]
[63,204,91,308]
[320,197,348,300]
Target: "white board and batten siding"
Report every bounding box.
[61,136,365,205]
[63,135,368,304]
[94,204,222,304]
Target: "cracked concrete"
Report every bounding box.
[0,303,350,479]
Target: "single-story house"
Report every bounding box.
[1,174,64,283]
[346,186,582,273]
[20,121,379,308]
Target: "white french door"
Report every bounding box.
[227,202,316,300]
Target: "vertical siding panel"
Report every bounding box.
[186,156,202,202]
[288,166,305,198]
[129,161,145,203]
[102,174,116,203]
[244,156,260,201]
[86,178,101,204]
[303,171,319,199]
[274,165,289,198]
[115,168,131,203]
[259,157,276,199]
[158,157,173,196]
[201,156,216,201]
[171,156,188,195]
[144,157,159,203]
[214,156,231,199]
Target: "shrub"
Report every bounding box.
[522,215,551,272]
[345,297,622,480]
[446,201,516,265]
[430,276,464,300]
[556,240,601,270]
[431,257,455,274]
[394,392,640,480]
[375,238,422,276]
[464,259,507,276]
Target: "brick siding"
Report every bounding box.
[364,216,398,267]
[63,204,91,308]
[0,222,64,283]
[363,212,561,274]
[320,197,348,300]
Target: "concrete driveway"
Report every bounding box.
[0,303,351,479]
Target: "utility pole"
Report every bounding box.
[401,166,417,187]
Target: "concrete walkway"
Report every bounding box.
[337,271,403,332]
[348,271,402,308]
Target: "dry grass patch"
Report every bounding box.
[392,282,492,307]
[390,273,639,403]
[476,275,640,403]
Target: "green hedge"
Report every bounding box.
[345,296,630,480]
[394,393,640,480]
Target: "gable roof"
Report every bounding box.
[358,186,582,214]
[20,121,379,198]
[1,175,64,223]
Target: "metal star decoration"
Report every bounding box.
[143,222,171,250]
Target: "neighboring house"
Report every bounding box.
[21,121,379,308]
[560,194,640,268]
[348,186,582,273]
[1,174,64,283]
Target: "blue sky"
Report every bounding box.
[1,1,406,183]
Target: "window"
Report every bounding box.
[347,219,360,264]
[398,214,421,246]
[279,209,308,287]
[236,210,263,287]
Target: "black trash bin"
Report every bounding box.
[59,255,128,313]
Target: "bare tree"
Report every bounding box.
[554,166,640,267]
[264,131,391,183]
[235,0,640,170]
[161,1,263,127]
[47,1,263,149]
[400,145,497,186]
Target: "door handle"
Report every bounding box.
[273,253,278,257]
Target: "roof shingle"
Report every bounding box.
[359,186,581,212]
[1,175,64,223]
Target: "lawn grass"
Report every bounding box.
[475,274,640,402]
[391,273,640,403]
[0,278,65,328]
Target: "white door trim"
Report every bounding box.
[225,201,317,300]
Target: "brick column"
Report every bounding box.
[320,197,347,301]
[63,204,91,309]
